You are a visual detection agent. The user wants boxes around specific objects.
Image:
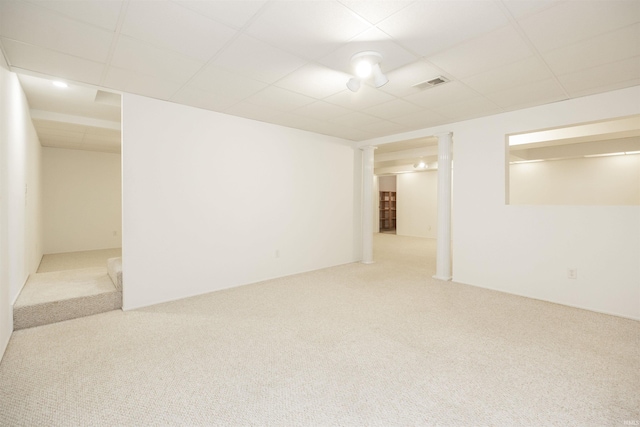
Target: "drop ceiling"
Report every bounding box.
[0,0,638,146]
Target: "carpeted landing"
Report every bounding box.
[13,249,122,330]
[1,235,638,426]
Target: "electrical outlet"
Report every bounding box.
[113,231,117,237]
[567,268,577,279]
[275,249,280,259]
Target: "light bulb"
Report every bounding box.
[355,60,372,78]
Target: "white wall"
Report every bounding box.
[510,154,640,205]
[378,175,396,192]
[122,94,359,310]
[366,86,640,320]
[42,147,122,254]
[0,56,42,361]
[396,171,438,239]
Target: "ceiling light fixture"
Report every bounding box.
[413,160,428,170]
[346,51,388,93]
[52,81,68,88]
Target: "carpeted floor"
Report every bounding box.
[0,235,638,426]
[36,248,122,273]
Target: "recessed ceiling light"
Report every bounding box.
[52,81,68,88]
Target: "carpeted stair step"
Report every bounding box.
[13,267,122,330]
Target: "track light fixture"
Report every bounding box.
[346,51,388,93]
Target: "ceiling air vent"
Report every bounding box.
[412,76,450,90]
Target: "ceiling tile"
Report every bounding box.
[501,0,561,19]
[427,25,535,79]
[329,112,380,128]
[2,38,104,85]
[186,63,267,95]
[292,101,353,121]
[379,60,449,98]
[355,120,408,136]
[121,1,237,62]
[244,86,316,112]
[363,99,424,119]
[18,74,121,122]
[518,0,639,53]
[404,81,480,109]
[171,86,240,112]
[103,67,185,100]
[436,96,503,121]
[377,1,509,57]
[338,1,414,24]
[172,0,268,30]
[223,102,284,123]
[275,63,350,99]
[390,109,450,129]
[212,34,307,84]
[324,85,395,110]
[542,24,640,76]
[461,56,553,95]
[0,1,114,62]
[26,0,124,31]
[110,36,204,83]
[557,56,640,97]
[484,78,567,110]
[172,66,267,110]
[317,27,419,74]
[244,1,370,60]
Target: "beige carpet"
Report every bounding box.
[37,248,122,273]
[1,235,638,426]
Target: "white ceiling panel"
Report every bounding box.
[436,96,502,121]
[500,0,561,19]
[557,56,640,97]
[377,1,509,57]
[293,101,353,121]
[461,56,553,95]
[173,67,267,110]
[390,109,450,129]
[338,1,413,25]
[427,25,535,79]
[518,0,639,53]
[355,119,408,136]
[244,1,370,60]
[25,0,124,31]
[104,66,185,100]
[212,34,307,84]
[324,85,395,110]
[18,74,121,121]
[1,0,637,143]
[379,60,450,98]
[404,81,480,109]
[0,1,113,62]
[542,24,640,76]
[318,27,418,74]
[110,36,204,83]
[244,86,315,112]
[181,63,267,97]
[275,63,350,99]
[485,78,567,110]
[363,99,424,119]
[172,0,268,30]
[329,111,380,128]
[224,102,285,123]
[2,39,104,85]
[121,1,237,62]
[171,86,239,112]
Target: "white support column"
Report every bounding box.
[361,146,376,264]
[434,132,453,281]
